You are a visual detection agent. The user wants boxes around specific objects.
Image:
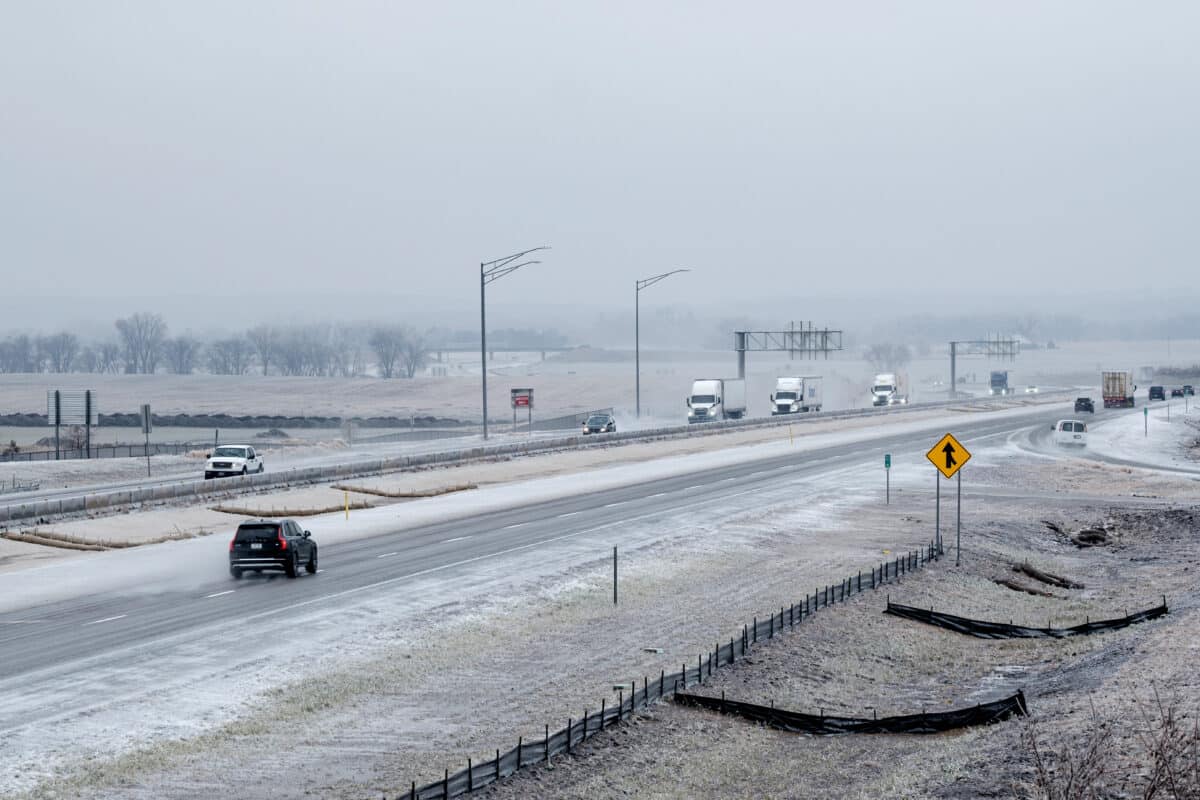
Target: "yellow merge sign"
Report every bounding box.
[926,433,971,479]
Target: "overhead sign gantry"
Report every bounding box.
[733,321,843,379]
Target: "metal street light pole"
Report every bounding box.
[635,269,689,418]
[480,247,549,440]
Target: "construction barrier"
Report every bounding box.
[673,689,1028,735]
[884,599,1168,639]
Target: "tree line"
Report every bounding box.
[0,314,569,377]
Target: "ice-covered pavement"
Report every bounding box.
[0,401,1072,614]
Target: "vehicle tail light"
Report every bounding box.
[278,530,287,550]
[229,538,235,552]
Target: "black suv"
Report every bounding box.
[1149,386,1166,401]
[1074,397,1095,413]
[229,519,318,579]
[1184,385,1195,396]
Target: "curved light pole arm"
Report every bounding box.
[635,268,690,417]
[480,246,551,439]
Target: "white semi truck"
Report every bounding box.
[871,372,908,407]
[687,378,746,423]
[770,376,822,414]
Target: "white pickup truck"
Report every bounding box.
[204,445,265,479]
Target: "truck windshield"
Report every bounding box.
[872,385,893,393]
[213,447,247,457]
[775,392,796,401]
[692,395,716,404]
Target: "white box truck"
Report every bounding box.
[770,376,822,414]
[687,378,746,423]
[871,372,908,407]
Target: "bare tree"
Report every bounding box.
[275,327,313,376]
[0,336,36,373]
[207,337,251,375]
[368,326,406,379]
[163,335,201,374]
[864,343,912,372]
[39,332,80,373]
[115,312,167,374]
[97,342,122,374]
[75,346,99,374]
[400,332,428,379]
[247,325,277,376]
[327,325,357,377]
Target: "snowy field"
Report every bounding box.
[3,338,1194,429]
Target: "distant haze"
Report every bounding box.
[2,2,1198,333]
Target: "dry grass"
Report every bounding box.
[1022,691,1200,799]
[210,501,373,517]
[1,528,203,550]
[331,482,477,498]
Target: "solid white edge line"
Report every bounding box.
[84,615,127,626]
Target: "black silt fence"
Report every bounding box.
[0,442,199,463]
[673,689,1028,734]
[396,540,944,799]
[884,598,1169,639]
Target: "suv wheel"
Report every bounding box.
[230,567,243,580]
[285,551,298,578]
[306,547,318,574]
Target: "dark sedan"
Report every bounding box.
[229,519,318,579]
[582,414,616,435]
[1073,397,1095,414]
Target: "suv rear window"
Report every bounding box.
[236,523,280,541]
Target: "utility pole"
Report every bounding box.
[635,269,689,417]
[479,247,549,439]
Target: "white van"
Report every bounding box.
[1053,419,1088,447]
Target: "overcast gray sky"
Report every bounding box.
[3,2,1198,328]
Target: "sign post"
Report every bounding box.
[511,388,534,434]
[884,453,891,505]
[47,389,98,460]
[926,433,971,565]
[141,403,153,477]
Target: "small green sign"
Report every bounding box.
[884,453,891,469]
[1144,407,1149,417]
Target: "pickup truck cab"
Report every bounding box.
[205,445,265,479]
